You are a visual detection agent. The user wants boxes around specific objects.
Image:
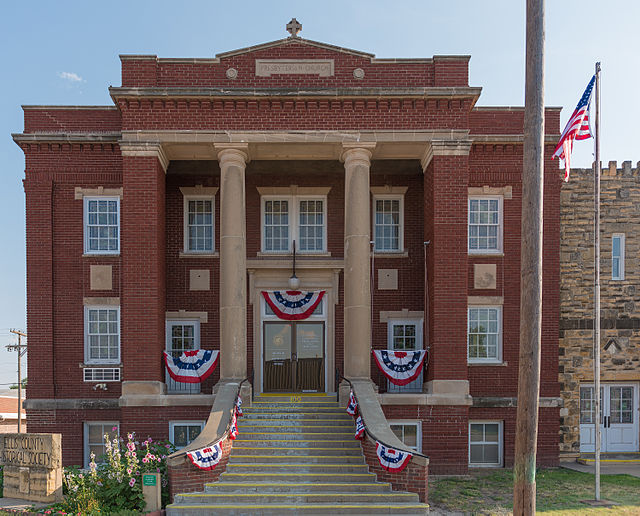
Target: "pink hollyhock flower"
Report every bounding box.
[142,457,148,463]
[127,468,132,475]
[129,477,136,487]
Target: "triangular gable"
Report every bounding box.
[215,37,375,60]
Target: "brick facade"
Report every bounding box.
[15,34,561,476]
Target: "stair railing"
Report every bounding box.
[336,368,429,460]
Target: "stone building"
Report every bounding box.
[559,160,640,458]
[14,21,562,495]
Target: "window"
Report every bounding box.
[85,306,120,365]
[184,196,214,253]
[373,196,403,252]
[84,197,120,254]
[169,421,205,448]
[468,197,502,253]
[166,320,201,394]
[389,421,421,452]
[469,421,502,467]
[467,306,502,363]
[612,233,625,280]
[84,422,118,467]
[387,319,423,393]
[262,196,326,253]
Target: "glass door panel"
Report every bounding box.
[295,322,325,392]
[264,322,293,391]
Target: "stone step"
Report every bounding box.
[239,417,353,426]
[175,491,420,505]
[249,402,341,409]
[228,454,365,464]
[166,503,429,515]
[231,446,363,456]
[238,431,354,440]
[225,463,370,474]
[238,424,354,433]
[254,394,337,402]
[204,482,393,494]
[241,411,351,419]
[219,472,378,483]
[233,439,360,448]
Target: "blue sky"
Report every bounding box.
[1,1,638,386]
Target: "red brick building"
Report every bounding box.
[14,27,561,474]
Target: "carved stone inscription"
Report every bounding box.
[255,59,334,77]
[0,433,63,502]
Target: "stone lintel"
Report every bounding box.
[75,186,123,199]
[370,185,409,195]
[179,185,218,196]
[379,309,424,323]
[468,295,503,305]
[83,297,120,306]
[165,310,208,323]
[468,185,512,199]
[257,186,331,196]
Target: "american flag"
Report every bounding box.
[553,75,595,181]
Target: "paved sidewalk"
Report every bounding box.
[0,497,48,511]
[561,460,640,478]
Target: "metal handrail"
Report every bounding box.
[337,368,429,460]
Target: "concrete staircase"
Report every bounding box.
[167,393,429,515]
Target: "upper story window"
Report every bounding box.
[262,196,326,253]
[612,233,625,280]
[184,197,214,253]
[84,197,120,254]
[387,318,423,393]
[467,306,502,363]
[85,306,120,365]
[373,195,404,253]
[468,197,502,254]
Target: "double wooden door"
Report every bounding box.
[263,321,325,392]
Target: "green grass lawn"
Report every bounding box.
[429,468,640,515]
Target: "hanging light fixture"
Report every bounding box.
[289,240,300,289]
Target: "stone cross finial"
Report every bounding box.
[286,18,302,37]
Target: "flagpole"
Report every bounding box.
[593,61,602,502]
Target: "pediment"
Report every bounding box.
[215,37,375,60]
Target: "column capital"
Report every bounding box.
[214,143,250,167]
[420,139,472,170]
[340,143,376,166]
[119,141,169,172]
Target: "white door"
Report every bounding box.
[579,384,638,453]
[165,320,201,394]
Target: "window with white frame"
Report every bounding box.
[468,197,502,253]
[469,421,502,467]
[262,196,326,253]
[389,421,421,452]
[85,306,120,364]
[169,421,205,448]
[84,422,119,467]
[166,320,200,356]
[84,197,120,254]
[373,196,403,252]
[184,196,214,253]
[467,306,502,363]
[612,233,625,280]
[387,319,423,393]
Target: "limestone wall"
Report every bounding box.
[559,160,640,456]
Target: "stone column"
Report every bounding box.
[342,144,375,379]
[216,144,249,380]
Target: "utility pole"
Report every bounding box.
[7,329,27,433]
[514,0,545,514]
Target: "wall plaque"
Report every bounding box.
[255,59,334,77]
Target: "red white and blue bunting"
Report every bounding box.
[354,415,365,440]
[229,410,239,441]
[187,443,223,471]
[346,390,358,417]
[235,396,243,417]
[375,441,413,473]
[372,350,426,386]
[262,290,325,320]
[164,350,219,383]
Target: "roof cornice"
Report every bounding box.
[12,132,121,144]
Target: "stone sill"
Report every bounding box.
[179,252,219,259]
[82,253,120,258]
[372,251,409,258]
[256,252,332,258]
[469,361,508,367]
[469,252,504,257]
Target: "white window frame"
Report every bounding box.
[469,420,503,467]
[84,421,119,468]
[612,233,625,280]
[387,319,423,351]
[372,194,404,253]
[388,420,422,452]
[169,421,205,447]
[261,195,327,254]
[84,305,121,365]
[183,195,215,254]
[83,196,120,255]
[467,306,502,364]
[468,196,503,254]
[165,320,201,352]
